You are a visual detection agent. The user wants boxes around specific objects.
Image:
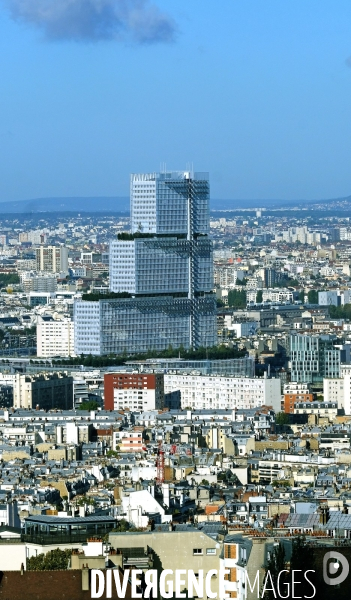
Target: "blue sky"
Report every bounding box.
[1,0,351,203]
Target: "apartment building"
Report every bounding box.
[104,372,164,411]
[113,429,146,452]
[283,382,314,414]
[35,245,68,274]
[37,316,75,358]
[164,373,281,411]
[323,374,351,414]
[13,373,73,410]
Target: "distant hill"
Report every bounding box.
[0,197,130,213]
[1,194,351,213]
[210,195,351,210]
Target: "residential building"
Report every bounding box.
[262,288,293,303]
[283,382,314,413]
[113,429,146,452]
[294,401,338,420]
[35,245,68,274]
[37,316,75,358]
[164,372,281,411]
[109,528,222,597]
[104,373,164,411]
[13,373,73,410]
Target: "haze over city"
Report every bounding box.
[1,1,351,204]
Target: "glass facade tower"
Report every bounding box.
[290,333,340,383]
[74,171,217,356]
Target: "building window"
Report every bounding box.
[206,548,216,555]
[193,549,203,555]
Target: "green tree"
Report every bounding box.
[276,412,290,426]
[111,518,130,532]
[27,548,71,571]
[78,400,99,411]
[256,290,263,303]
[0,273,20,288]
[307,290,319,304]
[107,450,119,458]
[228,289,246,308]
[329,304,351,319]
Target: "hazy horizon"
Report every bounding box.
[1,1,351,202]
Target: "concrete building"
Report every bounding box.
[35,245,68,274]
[324,374,351,414]
[126,357,255,377]
[13,373,73,410]
[28,292,53,307]
[21,274,57,293]
[37,316,75,358]
[104,373,164,411]
[164,373,281,411]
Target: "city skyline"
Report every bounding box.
[1,1,351,203]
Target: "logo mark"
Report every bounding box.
[323,551,349,586]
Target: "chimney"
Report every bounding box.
[319,506,329,525]
[82,567,89,591]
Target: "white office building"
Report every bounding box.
[75,171,217,355]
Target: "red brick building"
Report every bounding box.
[104,373,164,411]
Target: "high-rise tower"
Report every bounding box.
[74,171,217,355]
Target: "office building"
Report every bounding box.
[27,292,53,307]
[318,291,341,306]
[125,357,255,377]
[104,373,164,411]
[290,333,340,383]
[35,245,68,274]
[74,171,217,355]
